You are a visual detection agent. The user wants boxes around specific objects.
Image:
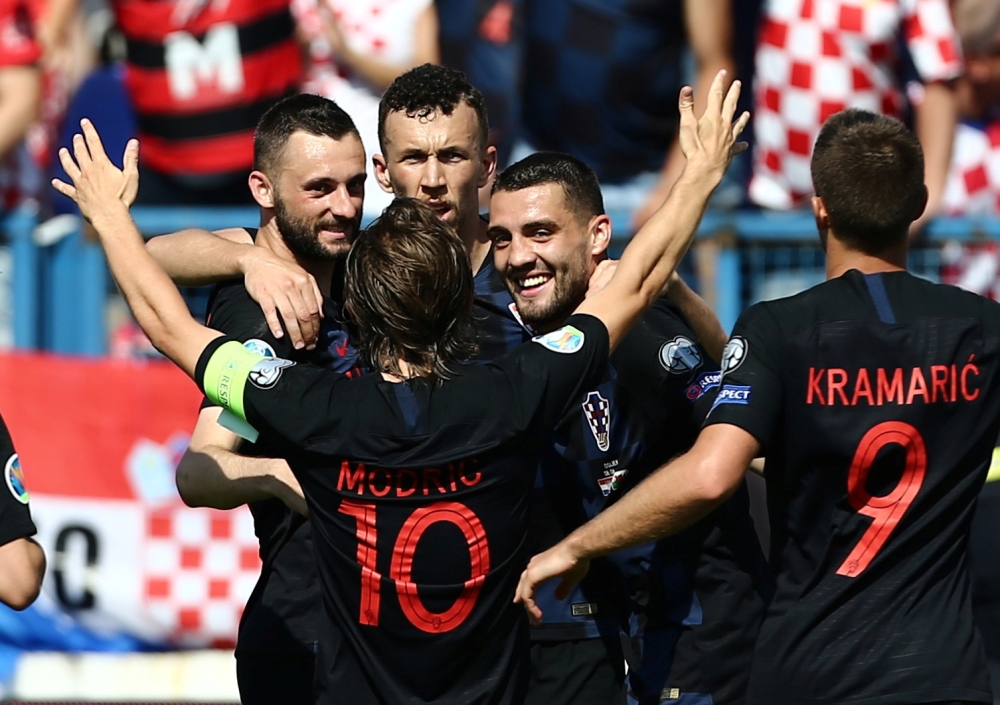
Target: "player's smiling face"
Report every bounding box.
[375,104,496,236]
[489,183,609,332]
[269,130,366,261]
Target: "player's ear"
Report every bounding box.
[478,144,498,189]
[372,153,395,195]
[589,214,613,257]
[913,184,929,223]
[812,196,830,233]
[249,171,274,209]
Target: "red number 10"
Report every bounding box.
[837,421,926,578]
[339,499,491,633]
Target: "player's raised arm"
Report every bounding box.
[575,70,747,352]
[52,121,222,377]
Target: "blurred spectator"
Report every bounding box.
[109,0,301,206]
[750,0,962,233]
[941,0,1000,215]
[519,0,734,221]
[291,0,438,217]
[48,13,135,222]
[0,0,42,213]
[437,0,521,168]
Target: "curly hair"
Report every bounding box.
[378,64,489,154]
[343,198,478,381]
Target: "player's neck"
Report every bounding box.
[257,218,336,296]
[462,214,492,274]
[825,233,907,280]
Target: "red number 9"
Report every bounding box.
[837,421,926,578]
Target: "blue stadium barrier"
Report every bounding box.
[5,206,996,355]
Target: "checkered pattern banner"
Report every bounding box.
[0,352,263,652]
[750,0,962,209]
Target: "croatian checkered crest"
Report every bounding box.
[582,391,611,452]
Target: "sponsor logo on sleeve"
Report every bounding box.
[532,325,584,354]
[710,384,752,410]
[684,370,722,402]
[597,468,629,496]
[242,339,276,358]
[248,359,295,389]
[659,336,703,374]
[582,391,611,451]
[720,336,747,375]
[5,454,28,504]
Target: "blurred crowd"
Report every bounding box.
[0,0,999,237]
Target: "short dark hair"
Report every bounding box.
[343,198,477,381]
[378,64,489,154]
[254,94,360,177]
[811,109,925,253]
[492,151,605,222]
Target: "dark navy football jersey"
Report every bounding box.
[706,269,1000,705]
[472,245,531,360]
[202,269,360,656]
[0,412,35,548]
[196,314,609,705]
[535,299,768,704]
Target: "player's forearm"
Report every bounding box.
[89,204,219,376]
[563,445,735,561]
[176,446,298,511]
[0,537,45,610]
[146,229,254,286]
[666,274,728,362]
[914,81,957,221]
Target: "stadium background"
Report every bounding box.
[1,0,1000,702]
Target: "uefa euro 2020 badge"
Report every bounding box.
[5,454,28,504]
[532,325,585,354]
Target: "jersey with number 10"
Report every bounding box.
[706,269,1000,705]
[196,314,609,705]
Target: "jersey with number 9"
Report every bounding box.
[705,270,1000,705]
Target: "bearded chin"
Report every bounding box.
[518,279,588,333]
[274,197,352,262]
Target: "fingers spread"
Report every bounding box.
[71,133,91,170]
[705,69,727,118]
[58,147,81,182]
[733,110,751,140]
[80,119,109,163]
[722,79,742,123]
[51,178,76,200]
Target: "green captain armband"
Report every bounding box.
[201,340,264,422]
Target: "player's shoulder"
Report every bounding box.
[206,281,273,342]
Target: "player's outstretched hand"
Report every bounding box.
[678,70,749,179]
[243,249,324,350]
[52,120,140,218]
[514,543,590,626]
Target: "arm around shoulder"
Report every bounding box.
[145,227,255,286]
